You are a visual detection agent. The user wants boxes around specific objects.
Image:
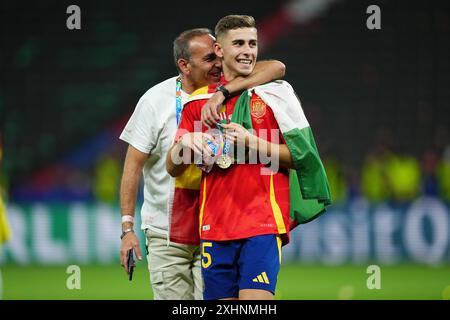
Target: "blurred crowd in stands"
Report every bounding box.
[324,128,450,204]
[2,130,450,205]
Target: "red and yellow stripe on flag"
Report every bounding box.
[168,84,215,245]
[169,164,202,245]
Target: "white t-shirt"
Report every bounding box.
[120,76,189,235]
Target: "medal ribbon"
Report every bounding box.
[218,111,231,156]
[175,77,183,125]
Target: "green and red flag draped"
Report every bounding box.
[232,81,332,226]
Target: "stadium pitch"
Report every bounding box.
[2,263,450,300]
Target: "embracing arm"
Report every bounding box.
[202,60,286,126]
[224,59,286,95]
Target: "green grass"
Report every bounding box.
[276,264,450,300]
[1,263,450,300]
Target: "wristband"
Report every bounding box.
[121,215,135,224]
[215,84,230,99]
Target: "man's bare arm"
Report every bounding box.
[120,145,148,218]
[225,59,286,95]
[202,60,286,126]
[119,145,147,270]
[166,139,190,178]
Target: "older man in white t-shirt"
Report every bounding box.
[119,28,285,300]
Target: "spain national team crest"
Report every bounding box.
[250,98,266,124]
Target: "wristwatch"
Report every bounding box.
[120,228,134,239]
[215,84,230,99]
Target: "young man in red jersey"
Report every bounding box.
[166,15,295,300]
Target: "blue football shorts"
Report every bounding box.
[200,234,282,300]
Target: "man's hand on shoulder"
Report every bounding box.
[201,91,225,128]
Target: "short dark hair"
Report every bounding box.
[214,15,256,40]
[173,28,213,72]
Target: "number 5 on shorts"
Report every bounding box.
[202,242,212,268]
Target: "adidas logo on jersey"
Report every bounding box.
[252,272,270,284]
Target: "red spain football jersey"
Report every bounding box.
[176,82,291,244]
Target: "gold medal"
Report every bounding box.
[216,154,232,169]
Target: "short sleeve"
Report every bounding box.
[119,97,161,154]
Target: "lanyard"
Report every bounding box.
[175,77,182,125]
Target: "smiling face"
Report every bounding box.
[215,27,258,81]
[185,34,222,88]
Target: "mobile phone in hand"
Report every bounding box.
[127,249,135,281]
